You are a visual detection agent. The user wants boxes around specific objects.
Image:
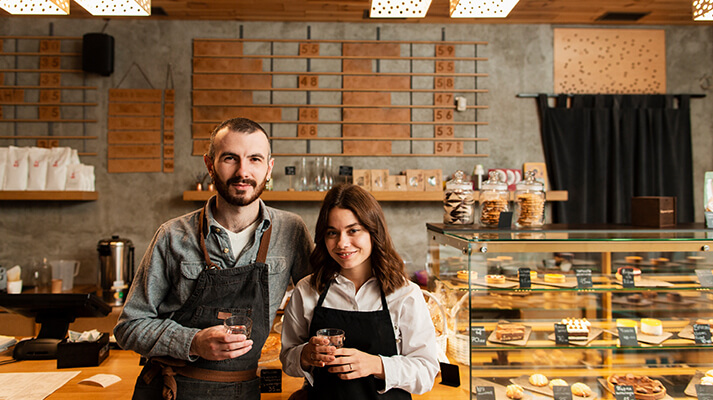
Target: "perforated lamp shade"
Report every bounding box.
[693,0,713,21]
[449,0,519,18]
[74,0,150,16]
[370,0,433,18]
[0,0,69,15]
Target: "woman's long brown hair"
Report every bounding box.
[309,184,408,295]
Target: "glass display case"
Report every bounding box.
[426,223,713,400]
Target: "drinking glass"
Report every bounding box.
[224,316,252,338]
[316,328,345,348]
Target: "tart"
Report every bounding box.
[607,373,666,400]
[529,373,548,387]
[544,273,565,283]
[616,318,638,332]
[506,384,524,399]
[665,293,682,302]
[530,270,538,280]
[640,318,663,336]
[549,378,568,389]
[571,382,592,397]
[485,274,506,284]
[625,256,644,263]
[457,270,478,283]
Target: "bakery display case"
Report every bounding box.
[426,223,713,400]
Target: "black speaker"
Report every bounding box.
[82,33,114,76]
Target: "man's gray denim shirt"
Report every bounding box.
[114,197,312,361]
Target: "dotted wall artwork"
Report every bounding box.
[554,28,666,94]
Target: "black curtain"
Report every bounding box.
[537,94,694,225]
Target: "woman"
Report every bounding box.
[280,184,439,399]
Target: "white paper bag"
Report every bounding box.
[0,147,8,190]
[65,164,84,191]
[70,148,80,165]
[27,147,51,190]
[4,146,30,190]
[46,147,72,190]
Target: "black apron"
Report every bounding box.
[306,279,411,400]
[132,204,271,400]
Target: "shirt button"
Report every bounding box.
[223,248,230,254]
[215,228,221,233]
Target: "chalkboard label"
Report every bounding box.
[497,212,513,228]
[439,362,461,387]
[696,384,713,400]
[471,326,487,346]
[284,166,296,176]
[476,386,496,400]
[575,268,593,288]
[260,369,282,393]
[339,166,353,176]
[554,323,569,345]
[553,384,573,400]
[617,327,639,347]
[518,267,531,288]
[694,324,712,344]
[615,385,636,400]
[696,269,713,288]
[621,268,636,288]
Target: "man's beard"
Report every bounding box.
[213,173,267,207]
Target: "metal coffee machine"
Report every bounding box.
[97,235,135,306]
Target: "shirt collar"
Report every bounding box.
[202,195,271,238]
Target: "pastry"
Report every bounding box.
[665,293,682,302]
[544,273,565,283]
[607,374,666,400]
[561,318,591,341]
[549,378,568,389]
[651,257,669,265]
[530,270,538,280]
[457,270,478,283]
[571,382,592,397]
[706,369,713,377]
[506,384,524,399]
[485,274,506,284]
[627,294,643,303]
[616,266,642,282]
[616,319,638,332]
[529,373,549,387]
[701,376,713,386]
[640,318,663,336]
[495,322,526,341]
[625,256,643,263]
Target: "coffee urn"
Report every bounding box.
[97,235,135,306]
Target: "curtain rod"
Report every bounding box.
[517,93,706,98]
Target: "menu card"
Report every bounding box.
[576,269,593,288]
[554,323,569,345]
[615,385,636,400]
[694,324,712,345]
[471,326,487,346]
[617,327,639,347]
[518,268,531,288]
[553,385,573,400]
[476,386,496,400]
[621,268,636,288]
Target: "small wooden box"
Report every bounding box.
[370,169,389,191]
[631,196,677,228]
[423,169,443,192]
[353,169,371,191]
[387,175,407,191]
[404,169,424,191]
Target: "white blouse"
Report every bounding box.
[280,273,440,395]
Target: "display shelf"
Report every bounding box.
[183,190,569,202]
[427,223,713,399]
[0,191,98,201]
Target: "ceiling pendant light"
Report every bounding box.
[449,0,519,18]
[0,0,69,15]
[693,0,713,20]
[370,0,433,18]
[74,0,151,16]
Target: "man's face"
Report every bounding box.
[204,128,274,207]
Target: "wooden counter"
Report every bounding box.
[0,348,467,399]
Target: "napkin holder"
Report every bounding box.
[57,332,110,368]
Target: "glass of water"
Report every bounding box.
[316,328,345,348]
[224,316,252,338]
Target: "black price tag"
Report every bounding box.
[259,369,281,393]
[575,268,593,288]
[471,326,487,346]
[693,324,712,344]
[696,384,713,400]
[518,267,531,288]
[696,269,713,288]
[284,166,296,176]
[621,268,636,288]
[554,323,569,345]
[476,386,496,400]
[339,166,353,176]
[615,385,636,400]
[617,327,639,347]
[497,212,513,228]
[439,362,461,387]
[553,385,573,400]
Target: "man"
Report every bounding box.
[115,117,312,400]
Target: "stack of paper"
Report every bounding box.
[0,335,17,352]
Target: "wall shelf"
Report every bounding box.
[0,191,98,201]
[183,190,568,202]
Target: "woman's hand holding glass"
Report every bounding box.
[301,335,337,369]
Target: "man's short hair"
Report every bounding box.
[206,117,270,159]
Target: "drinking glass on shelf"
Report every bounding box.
[298,157,309,191]
[316,328,345,348]
[224,316,252,338]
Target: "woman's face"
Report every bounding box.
[324,207,372,274]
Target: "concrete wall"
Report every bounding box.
[1,19,712,285]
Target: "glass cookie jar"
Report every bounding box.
[443,170,475,224]
[479,171,509,228]
[514,170,545,228]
